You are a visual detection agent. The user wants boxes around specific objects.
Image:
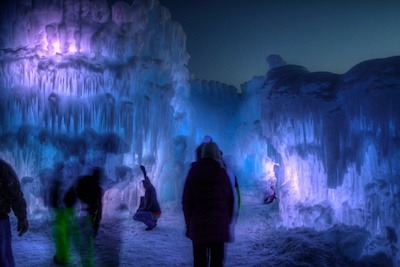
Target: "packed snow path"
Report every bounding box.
[11,203,392,266]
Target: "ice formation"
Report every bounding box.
[0,0,399,252]
[0,0,190,216]
[236,55,400,239]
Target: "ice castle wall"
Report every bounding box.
[0,0,190,216]
[251,56,400,235]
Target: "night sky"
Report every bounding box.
[158,0,400,88]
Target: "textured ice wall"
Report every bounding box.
[249,56,400,235]
[155,79,240,202]
[0,0,189,216]
[233,75,279,203]
[189,79,239,153]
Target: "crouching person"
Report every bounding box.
[133,165,161,231]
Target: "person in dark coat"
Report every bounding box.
[75,167,103,237]
[0,158,29,267]
[61,166,104,267]
[133,165,162,231]
[182,142,234,267]
[195,136,241,242]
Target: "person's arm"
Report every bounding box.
[137,195,145,211]
[140,165,148,179]
[182,168,196,235]
[138,165,150,211]
[4,163,28,236]
[235,176,241,209]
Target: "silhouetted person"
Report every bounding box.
[75,168,103,237]
[61,167,104,266]
[195,136,241,242]
[183,142,234,267]
[133,165,161,231]
[195,136,241,203]
[0,158,29,267]
[49,162,77,265]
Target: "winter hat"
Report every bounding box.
[201,142,222,161]
[202,135,212,143]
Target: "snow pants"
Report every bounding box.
[192,242,225,267]
[76,215,95,267]
[53,209,95,267]
[133,211,159,228]
[0,218,14,267]
[52,208,76,264]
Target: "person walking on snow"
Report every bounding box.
[59,167,104,267]
[0,158,29,267]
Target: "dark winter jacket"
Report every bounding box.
[0,159,27,221]
[137,178,161,214]
[182,158,234,243]
[64,169,103,235]
[77,173,103,218]
[195,143,204,161]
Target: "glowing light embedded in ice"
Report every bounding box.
[283,159,301,201]
[69,44,77,54]
[261,160,277,185]
[0,0,189,221]
[53,41,61,54]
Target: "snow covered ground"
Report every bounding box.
[11,202,395,267]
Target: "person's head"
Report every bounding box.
[90,167,103,184]
[201,142,222,161]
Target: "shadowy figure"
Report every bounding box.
[133,165,161,231]
[75,167,103,266]
[195,135,241,242]
[49,162,77,265]
[183,142,234,267]
[60,167,104,267]
[195,136,241,204]
[0,158,29,267]
[75,168,103,237]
